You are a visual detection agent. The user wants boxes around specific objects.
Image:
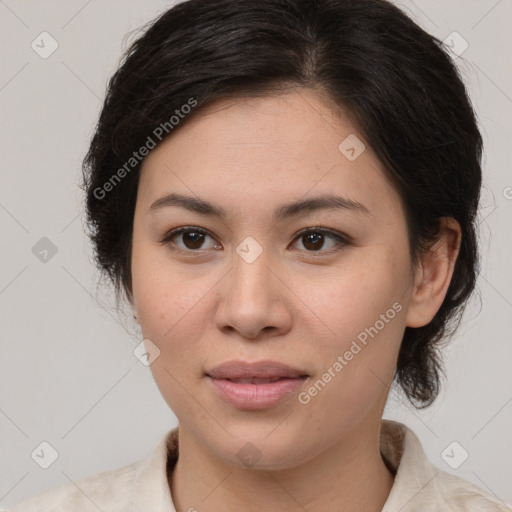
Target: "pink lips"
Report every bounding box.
[206,360,308,410]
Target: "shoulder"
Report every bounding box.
[381,420,510,512]
[8,461,139,512]
[8,427,178,512]
[433,468,510,512]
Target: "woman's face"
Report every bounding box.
[131,89,416,469]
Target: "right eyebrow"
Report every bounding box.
[149,193,227,218]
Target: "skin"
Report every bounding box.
[130,88,461,512]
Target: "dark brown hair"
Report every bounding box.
[82,0,482,408]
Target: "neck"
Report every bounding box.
[168,419,395,512]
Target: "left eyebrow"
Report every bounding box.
[148,192,371,220]
[273,194,371,221]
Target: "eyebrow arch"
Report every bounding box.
[148,192,371,221]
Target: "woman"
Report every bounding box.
[10,0,509,510]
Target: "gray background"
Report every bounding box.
[1,0,511,508]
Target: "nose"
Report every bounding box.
[214,249,293,341]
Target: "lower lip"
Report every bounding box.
[207,376,307,410]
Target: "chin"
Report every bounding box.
[206,423,316,471]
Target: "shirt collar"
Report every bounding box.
[380,419,441,511]
[132,426,178,510]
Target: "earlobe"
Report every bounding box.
[406,218,461,328]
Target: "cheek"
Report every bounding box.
[131,247,217,414]
[133,270,212,352]
[132,224,200,322]
[303,246,409,342]
[131,238,211,358]
[294,248,409,406]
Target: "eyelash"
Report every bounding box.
[159,225,350,256]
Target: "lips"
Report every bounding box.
[206,360,308,410]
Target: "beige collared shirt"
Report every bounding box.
[9,419,509,511]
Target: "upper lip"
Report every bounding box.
[206,360,308,380]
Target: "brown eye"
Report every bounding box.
[292,228,348,253]
[302,232,326,251]
[180,231,206,249]
[161,227,220,252]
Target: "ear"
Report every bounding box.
[406,217,461,328]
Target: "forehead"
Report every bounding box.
[154,90,357,168]
[137,89,401,219]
